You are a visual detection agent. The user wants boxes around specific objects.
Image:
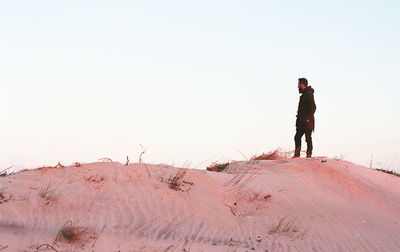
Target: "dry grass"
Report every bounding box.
[56,162,64,168]
[375,168,400,177]
[0,187,12,205]
[206,162,230,172]
[33,243,58,252]
[223,164,262,192]
[269,217,295,234]
[0,165,13,177]
[85,175,105,184]
[39,182,59,206]
[0,191,11,204]
[54,221,97,246]
[168,168,193,192]
[251,148,290,160]
[37,162,65,171]
[269,217,307,241]
[139,144,146,164]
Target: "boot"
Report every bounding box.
[292,148,300,158]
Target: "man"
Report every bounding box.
[294,78,316,158]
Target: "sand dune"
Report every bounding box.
[1,158,400,251]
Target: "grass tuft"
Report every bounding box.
[251,148,289,160]
[34,243,58,252]
[167,168,193,192]
[54,220,96,246]
[268,217,307,241]
[0,165,14,177]
[375,168,400,177]
[39,182,59,206]
[206,162,230,172]
[0,192,11,204]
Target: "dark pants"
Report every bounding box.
[294,129,313,157]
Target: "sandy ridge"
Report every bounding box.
[1,159,400,251]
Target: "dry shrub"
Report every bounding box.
[251,148,289,160]
[207,162,230,172]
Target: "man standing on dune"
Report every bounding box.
[293,78,316,158]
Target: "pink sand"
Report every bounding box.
[1,158,400,251]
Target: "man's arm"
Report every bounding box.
[304,93,316,121]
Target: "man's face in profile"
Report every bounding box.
[298,82,304,93]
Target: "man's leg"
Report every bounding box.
[305,130,313,158]
[294,129,304,157]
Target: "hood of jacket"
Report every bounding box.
[303,86,314,94]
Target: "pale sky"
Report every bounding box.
[1,0,399,172]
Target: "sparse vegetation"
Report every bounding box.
[269,217,295,234]
[223,164,263,192]
[39,182,59,206]
[167,168,193,192]
[251,148,289,160]
[86,175,105,183]
[206,162,230,172]
[56,162,64,168]
[269,217,307,241]
[139,144,146,164]
[168,169,186,191]
[0,192,11,204]
[33,243,58,252]
[54,220,97,247]
[375,168,400,177]
[0,165,13,177]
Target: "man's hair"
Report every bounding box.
[298,78,308,86]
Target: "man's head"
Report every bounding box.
[298,78,308,93]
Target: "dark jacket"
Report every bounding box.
[296,86,316,131]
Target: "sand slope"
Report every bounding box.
[1,158,400,251]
